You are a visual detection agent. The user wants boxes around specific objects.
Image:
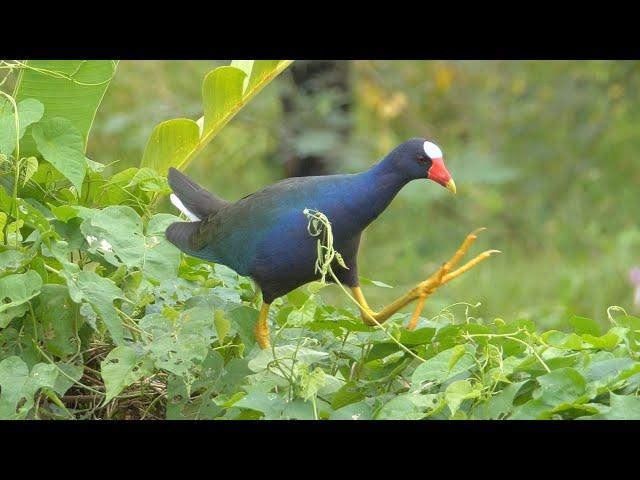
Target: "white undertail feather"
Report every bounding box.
[170,194,200,221]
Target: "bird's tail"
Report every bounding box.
[165,220,204,257]
[166,167,227,258]
[167,167,228,220]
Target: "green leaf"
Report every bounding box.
[287,296,317,327]
[445,380,481,416]
[587,393,640,420]
[298,364,326,401]
[329,401,373,420]
[202,66,246,134]
[541,330,585,350]
[398,327,436,346]
[248,345,329,374]
[0,250,28,271]
[581,331,620,350]
[60,269,125,345]
[32,117,88,193]
[535,368,587,404]
[35,285,81,358]
[584,357,638,390]
[141,60,292,173]
[0,97,44,155]
[472,381,526,419]
[230,60,254,91]
[140,119,200,175]
[376,392,442,420]
[331,382,366,410]
[246,60,283,91]
[14,60,118,154]
[5,219,24,247]
[21,157,38,186]
[0,356,57,419]
[569,315,601,336]
[125,167,170,193]
[226,306,259,349]
[49,204,79,223]
[52,363,83,397]
[145,214,183,280]
[512,368,590,419]
[213,310,231,343]
[0,180,51,234]
[0,98,16,155]
[234,392,288,419]
[412,344,476,386]
[17,99,45,138]
[140,307,215,381]
[101,346,154,403]
[0,271,42,328]
[81,206,181,281]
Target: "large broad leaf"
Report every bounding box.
[248,345,329,374]
[0,185,51,234]
[139,120,200,177]
[101,346,154,403]
[0,97,44,155]
[0,270,42,328]
[80,206,181,281]
[139,307,216,381]
[411,344,476,386]
[59,268,126,345]
[13,60,118,155]
[234,392,289,419]
[141,60,293,174]
[32,117,89,193]
[511,368,591,420]
[376,392,442,420]
[586,393,640,420]
[444,379,481,416]
[35,285,81,358]
[0,356,57,419]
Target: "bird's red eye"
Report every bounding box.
[417,154,428,164]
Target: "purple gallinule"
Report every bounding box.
[166,138,497,348]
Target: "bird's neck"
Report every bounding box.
[350,159,410,227]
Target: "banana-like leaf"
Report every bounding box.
[141,60,293,174]
[13,60,118,155]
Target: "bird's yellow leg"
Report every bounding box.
[352,229,499,330]
[254,302,272,349]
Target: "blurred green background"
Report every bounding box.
[87,60,640,328]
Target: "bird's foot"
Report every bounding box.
[407,228,500,330]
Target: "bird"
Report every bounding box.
[165,138,498,349]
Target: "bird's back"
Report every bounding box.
[170,174,366,276]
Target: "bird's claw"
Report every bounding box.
[407,228,498,330]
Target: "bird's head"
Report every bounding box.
[387,138,456,194]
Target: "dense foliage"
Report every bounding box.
[1,60,639,420]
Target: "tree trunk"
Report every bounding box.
[278,60,353,178]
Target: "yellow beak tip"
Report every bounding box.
[445,179,457,194]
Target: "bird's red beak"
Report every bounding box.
[427,157,456,194]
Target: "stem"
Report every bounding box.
[0,90,21,224]
[463,331,551,373]
[44,264,61,275]
[329,268,426,364]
